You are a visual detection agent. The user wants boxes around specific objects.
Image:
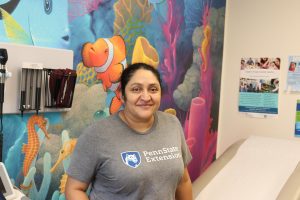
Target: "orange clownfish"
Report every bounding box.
[82,35,127,114]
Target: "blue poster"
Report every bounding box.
[239,57,280,116]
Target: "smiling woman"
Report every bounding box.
[119,63,162,132]
[65,63,193,200]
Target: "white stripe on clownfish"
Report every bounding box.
[109,82,119,92]
[121,58,127,70]
[108,59,127,92]
[94,38,114,73]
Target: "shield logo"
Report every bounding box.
[121,151,141,168]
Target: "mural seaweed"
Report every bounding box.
[113,0,154,60]
[4,115,26,180]
[183,5,225,181]
[68,0,103,21]
[50,130,76,200]
[160,0,183,110]
[17,115,52,199]
[21,152,52,200]
[113,0,153,33]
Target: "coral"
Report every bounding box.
[51,191,60,200]
[49,130,76,198]
[21,152,52,200]
[51,190,66,200]
[184,6,226,181]
[61,83,107,138]
[76,62,99,86]
[4,115,27,181]
[113,0,154,60]
[131,36,159,68]
[173,64,200,111]
[68,0,103,21]
[113,0,153,33]
[49,130,89,199]
[159,0,183,109]
[173,7,225,113]
[118,18,145,61]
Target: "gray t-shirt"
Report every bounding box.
[67,111,192,200]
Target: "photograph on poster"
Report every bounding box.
[239,57,280,116]
[295,100,300,137]
[286,56,300,92]
[240,57,280,70]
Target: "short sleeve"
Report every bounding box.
[66,127,100,184]
[179,126,192,167]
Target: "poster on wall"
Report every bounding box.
[286,56,300,92]
[295,100,300,137]
[239,57,280,117]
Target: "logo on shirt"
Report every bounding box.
[121,151,141,168]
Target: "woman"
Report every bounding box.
[65,63,193,200]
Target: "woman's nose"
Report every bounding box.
[141,91,151,100]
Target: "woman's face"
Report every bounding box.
[290,62,296,70]
[123,69,161,121]
[275,58,280,67]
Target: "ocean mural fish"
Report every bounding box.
[0,7,32,44]
[0,0,20,19]
[0,0,69,48]
[82,35,127,114]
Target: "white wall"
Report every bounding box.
[0,42,73,114]
[217,0,300,156]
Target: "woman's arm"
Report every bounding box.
[65,176,90,200]
[175,168,193,200]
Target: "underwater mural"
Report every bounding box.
[0,0,226,199]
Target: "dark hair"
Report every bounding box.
[120,63,162,99]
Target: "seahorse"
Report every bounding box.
[198,3,212,72]
[22,115,50,176]
[199,25,211,72]
[50,139,77,194]
[59,173,68,194]
[50,139,77,173]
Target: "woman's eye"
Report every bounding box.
[132,88,141,92]
[149,87,159,93]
